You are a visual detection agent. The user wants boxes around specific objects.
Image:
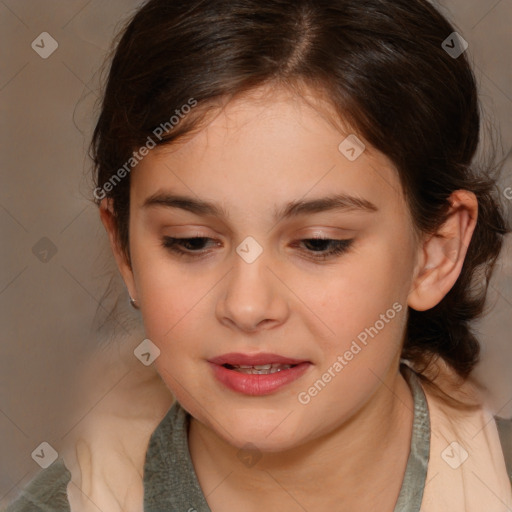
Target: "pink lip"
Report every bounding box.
[208,353,311,396]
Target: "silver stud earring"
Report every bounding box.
[129,296,140,310]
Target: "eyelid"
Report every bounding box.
[295,228,356,239]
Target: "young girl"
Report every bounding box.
[6,0,512,511]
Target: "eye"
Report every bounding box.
[161,236,219,258]
[161,236,354,261]
[293,237,354,260]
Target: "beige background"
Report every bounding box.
[1,0,511,506]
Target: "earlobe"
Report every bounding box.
[408,190,478,312]
[98,198,138,302]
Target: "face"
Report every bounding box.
[121,85,420,452]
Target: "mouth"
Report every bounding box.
[208,353,311,396]
[221,363,298,375]
[209,352,307,366]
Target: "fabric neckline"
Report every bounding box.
[143,362,430,511]
[393,361,431,511]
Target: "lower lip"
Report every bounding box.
[209,362,311,396]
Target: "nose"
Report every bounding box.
[216,250,290,333]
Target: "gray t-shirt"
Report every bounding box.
[4,364,512,512]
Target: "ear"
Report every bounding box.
[408,190,478,312]
[99,198,138,302]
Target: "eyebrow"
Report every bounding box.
[142,191,378,221]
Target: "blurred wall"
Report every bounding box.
[1,0,511,505]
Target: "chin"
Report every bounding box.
[212,409,309,452]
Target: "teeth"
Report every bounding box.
[228,363,293,375]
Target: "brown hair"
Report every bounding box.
[91,0,509,381]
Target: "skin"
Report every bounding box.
[100,83,478,511]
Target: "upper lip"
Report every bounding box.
[208,353,308,366]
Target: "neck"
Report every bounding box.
[188,363,414,510]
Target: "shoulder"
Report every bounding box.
[4,459,71,512]
[413,364,512,508]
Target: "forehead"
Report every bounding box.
[131,85,407,221]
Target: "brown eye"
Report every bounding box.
[161,236,220,258]
[295,238,354,260]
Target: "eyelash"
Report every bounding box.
[161,236,354,261]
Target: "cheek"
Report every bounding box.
[129,232,209,332]
[311,246,410,345]
[138,276,207,344]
